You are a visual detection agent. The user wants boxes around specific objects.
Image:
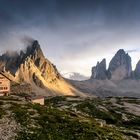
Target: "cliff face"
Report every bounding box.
[90,49,132,80]
[91,59,107,80]
[0,40,83,96]
[0,51,20,74]
[134,60,140,79]
[108,49,132,80]
[15,40,61,84]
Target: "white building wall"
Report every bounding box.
[0,74,10,94]
[32,98,44,105]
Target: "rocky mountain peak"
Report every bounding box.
[18,40,45,70]
[24,40,44,58]
[0,40,46,75]
[0,40,84,96]
[90,49,133,80]
[91,58,107,80]
[109,49,128,70]
[116,49,125,55]
[108,49,132,80]
[0,50,20,74]
[134,60,140,79]
[26,40,41,53]
[15,40,61,82]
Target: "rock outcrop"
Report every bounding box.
[134,60,140,79]
[70,49,140,98]
[0,51,20,74]
[15,40,61,84]
[90,49,133,80]
[91,59,107,80]
[108,49,132,80]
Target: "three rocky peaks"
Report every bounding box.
[91,49,140,80]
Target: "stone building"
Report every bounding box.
[0,72,11,96]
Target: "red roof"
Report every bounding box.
[0,71,12,81]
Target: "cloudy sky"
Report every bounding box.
[0,0,140,77]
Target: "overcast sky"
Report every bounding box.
[0,0,140,76]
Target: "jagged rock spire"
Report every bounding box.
[90,49,132,80]
[91,59,107,80]
[108,49,132,80]
[134,60,140,79]
[24,40,45,68]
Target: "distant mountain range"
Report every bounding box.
[0,40,83,96]
[62,72,89,81]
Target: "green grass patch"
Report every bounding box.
[0,107,5,118]
[76,101,123,125]
[11,103,30,126]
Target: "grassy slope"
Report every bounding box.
[0,96,139,140]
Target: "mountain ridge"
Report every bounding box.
[90,49,139,80]
[0,40,84,96]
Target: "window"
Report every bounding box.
[0,77,4,79]
[0,87,8,90]
[4,87,8,90]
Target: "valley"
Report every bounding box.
[0,41,140,140]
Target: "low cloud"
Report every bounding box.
[126,49,140,53]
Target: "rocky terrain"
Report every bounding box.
[0,40,83,96]
[69,49,140,97]
[0,95,139,140]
